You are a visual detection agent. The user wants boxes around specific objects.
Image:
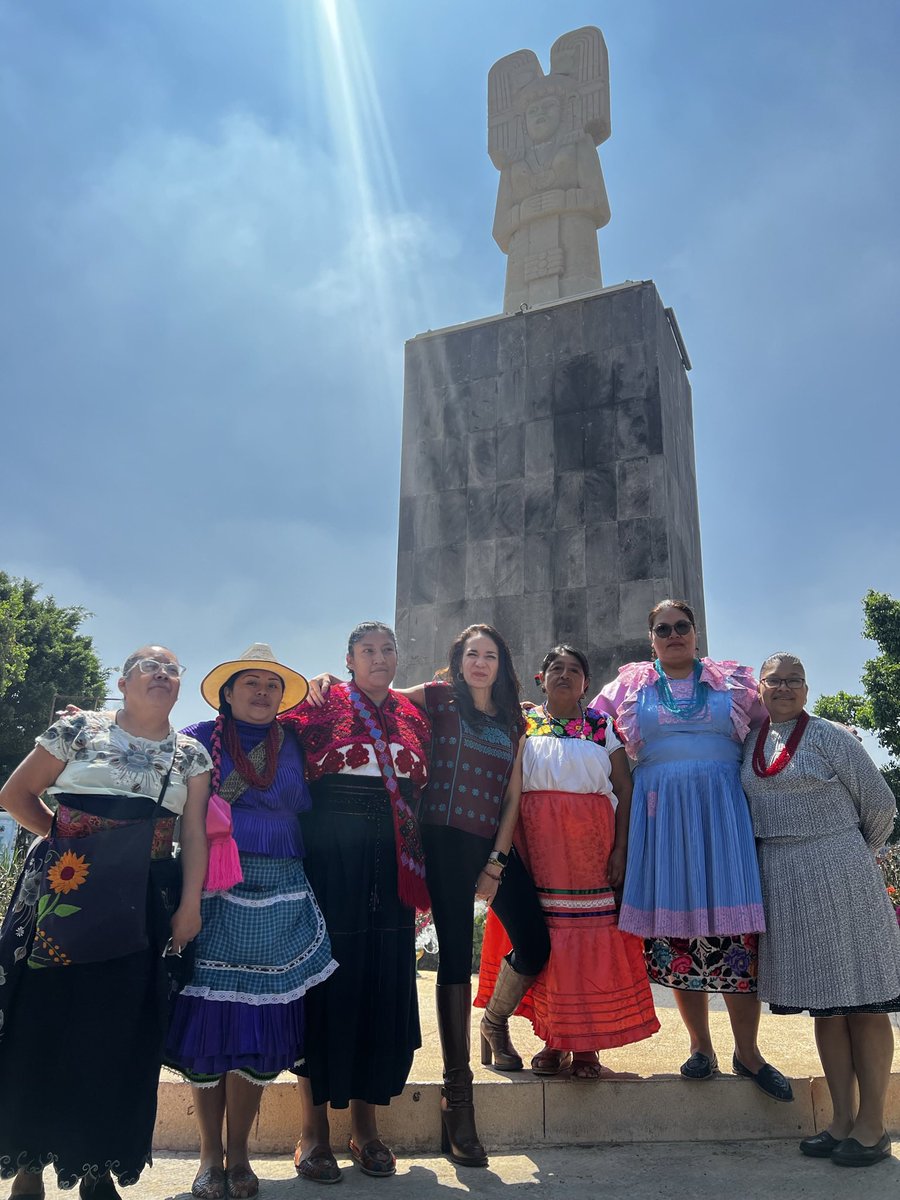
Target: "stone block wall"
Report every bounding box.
[395,281,706,699]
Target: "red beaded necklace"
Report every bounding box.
[752,711,810,778]
[223,717,280,791]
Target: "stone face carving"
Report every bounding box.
[489,26,611,314]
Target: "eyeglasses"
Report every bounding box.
[128,658,186,679]
[652,620,694,639]
[760,676,806,691]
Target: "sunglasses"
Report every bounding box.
[652,620,694,639]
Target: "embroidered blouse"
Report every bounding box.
[280,682,430,792]
[418,681,520,838]
[522,706,623,799]
[181,719,309,858]
[38,711,212,816]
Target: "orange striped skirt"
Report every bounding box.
[476,789,659,1052]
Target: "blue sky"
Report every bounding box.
[1,0,898,734]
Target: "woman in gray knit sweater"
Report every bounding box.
[741,652,900,1169]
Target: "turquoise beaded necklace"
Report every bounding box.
[653,658,708,719]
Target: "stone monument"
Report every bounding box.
[394,28,706,696]
[490,26,611,314]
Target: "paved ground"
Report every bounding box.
[34,1144,900,1200]
[405,972,900,1083]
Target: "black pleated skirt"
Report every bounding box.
[295,775,420,1108]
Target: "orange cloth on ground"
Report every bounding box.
[476,789,659,1052]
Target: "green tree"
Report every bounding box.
[0,573,107,790]
[0,588,28,698]
[814,590,900,841]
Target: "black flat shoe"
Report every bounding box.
[731,1054,793,1102]
[832,1132,891,1168]
[680,1051,718,1080]
[799,1130,841,1158]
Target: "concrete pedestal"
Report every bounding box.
[395,281,705,694]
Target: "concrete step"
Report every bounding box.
[154,971,900,1153]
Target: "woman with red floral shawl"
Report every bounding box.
[279,622,430,1184]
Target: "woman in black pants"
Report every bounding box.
[307,624,549,1169]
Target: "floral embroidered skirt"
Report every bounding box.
[477,790,660,1051]
[165,853,336,1085]
[644,934,759,993]
[0,833,175,1187]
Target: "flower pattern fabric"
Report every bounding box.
[525,705,621,745]
[645,934,759,992]
[281,684,430,790]
[38,711,212,814]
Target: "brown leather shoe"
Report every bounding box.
[293,1143,342,1185]
[348,1138,396,1177]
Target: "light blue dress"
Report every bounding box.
[619,683,765,939]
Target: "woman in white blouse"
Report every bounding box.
[476,645,659,1078]
[0,646,210,1200]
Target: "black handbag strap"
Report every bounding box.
[155,744,179,811]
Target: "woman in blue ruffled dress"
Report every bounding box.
[165,645,337,1200]
[593,599,792,1101]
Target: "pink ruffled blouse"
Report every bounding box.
[590,659,765,760]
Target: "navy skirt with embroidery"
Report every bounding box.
[0,797,178,1188]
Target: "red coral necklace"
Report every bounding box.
[752,711,810,778]
[224,718,280,790]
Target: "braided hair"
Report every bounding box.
[209,714,226,795]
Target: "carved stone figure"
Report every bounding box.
[488,26,611,313]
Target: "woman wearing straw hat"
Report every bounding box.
[164,645,337,1200]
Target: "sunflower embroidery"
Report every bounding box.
[46,851,90,894]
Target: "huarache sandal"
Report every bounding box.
[680,1051,718,1080]
[293,1142,341,1184]
[224,1165,258,1199]
[348,1138,396,1177]
[191,1167,226,1200]
[731,1053,793,1102]
[530,1047,574,1075]
[571,1053,604,1080]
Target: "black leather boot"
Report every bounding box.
[435,982,489,1168]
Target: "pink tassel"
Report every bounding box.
[203,793,243,892]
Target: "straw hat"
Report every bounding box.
[200,643,309,713]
